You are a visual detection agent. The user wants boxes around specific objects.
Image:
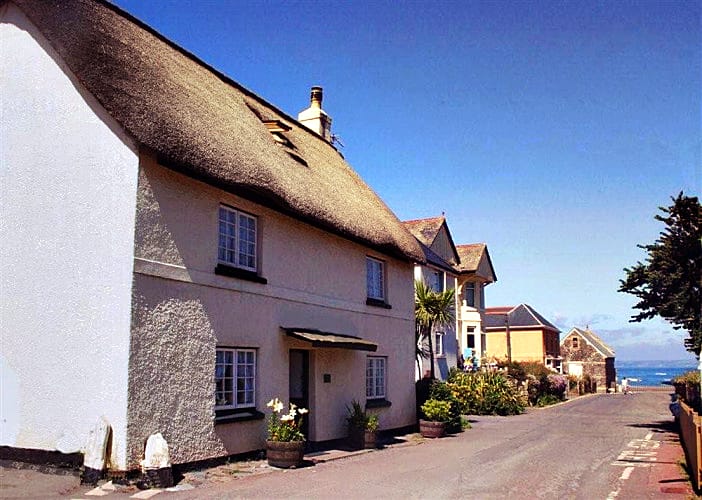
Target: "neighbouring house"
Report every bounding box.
[0,0,426,474]
[402,216,460,380]
[561,327,616,392]
[455,243,497,368]
[484,304,562,371]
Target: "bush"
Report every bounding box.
[536,394,561,407]
[567,375,579,391]
[429,381,463,432]
[546,374,567,399]
[672,370,700,385]
[448,370,525,416]
[421,398,452,422]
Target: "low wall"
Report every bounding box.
[679,401,702,492]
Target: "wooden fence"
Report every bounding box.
[679,400,702,492]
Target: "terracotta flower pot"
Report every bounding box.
[266,440,304,468]
[419,419,446,438]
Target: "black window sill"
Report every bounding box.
[215,264,267,284]
[214,408,265,425]
[366,298,392,309]
[365,399,392,409]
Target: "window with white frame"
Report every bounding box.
[434,331,445,356]
[366,257,385,301]
[366,356,386,399]
[218,206,257,271]
[215,348,256,409]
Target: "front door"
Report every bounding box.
[289,349,309,439]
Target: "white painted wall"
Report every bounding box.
[0,4,138,468]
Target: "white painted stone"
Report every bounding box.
[141,433,170,469]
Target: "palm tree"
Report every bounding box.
[414,280,455,379]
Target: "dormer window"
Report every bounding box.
[263,120,293,148]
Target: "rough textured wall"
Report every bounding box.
[127,284,226,468]
[561,336,613,390]
[0,4,137,468]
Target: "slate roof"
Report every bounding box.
[484,304,560,333]
[10,0,424,263]
[565,327,615,358]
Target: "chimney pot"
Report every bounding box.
[310,86,323,108]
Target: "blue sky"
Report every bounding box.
[113,0,700,361]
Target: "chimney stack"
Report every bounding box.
[298,86,332,141]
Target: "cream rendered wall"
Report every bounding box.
[128,159,415,464]
[0,4,137,469]
[486,329,546,362]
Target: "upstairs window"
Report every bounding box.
[434,332,445,356]
[215,348,256,409]
[218,206,257,271]
[366,257,385,301]
[572,337,579,349]
[465,282,476,307]
[430,270,444,292]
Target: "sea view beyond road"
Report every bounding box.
[172,392,678,499]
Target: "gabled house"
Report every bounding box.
[484,304,561,371]
[455,243,497,367]
[561,327,616,392]
[0,0,425,473]
[402,216,460,380]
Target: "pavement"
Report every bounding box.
[1,407,698,499]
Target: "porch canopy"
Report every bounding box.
[282,328,378,352]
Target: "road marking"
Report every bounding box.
[627,439,660,450]
[644,432,653,441]
[620,467,634,480]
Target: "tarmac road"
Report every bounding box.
[2,391,688,499]
[172,391,681,499]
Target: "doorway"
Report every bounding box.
[289,349,309,438]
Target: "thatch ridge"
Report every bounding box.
[10,0,424,263]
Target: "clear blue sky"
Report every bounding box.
[113,0,700,361]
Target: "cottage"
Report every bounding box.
[561,327,616,392]
[0,0,424,473]
[484,304,561,370]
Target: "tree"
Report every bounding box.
[619,193,702,355]
[415,280,455,379]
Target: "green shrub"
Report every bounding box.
[536,394,561,407]
[449,371,525,416]
[672,371,700,385]
[429,381,463,432]
[421,398,452,422]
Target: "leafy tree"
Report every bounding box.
[414,280,455,379]
[619,193,701,355]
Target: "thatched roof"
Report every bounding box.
[456,243,497,282]
[402,217,446,248]
[10,0,424,263]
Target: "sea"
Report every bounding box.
[617,359,699,387]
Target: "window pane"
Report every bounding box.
[366,258,384,300]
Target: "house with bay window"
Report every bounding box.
[0,0,423,473]
[402,216,461,379]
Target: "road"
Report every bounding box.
[173,392,676,499]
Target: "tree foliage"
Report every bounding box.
[415,280,455,379]
[619,193,701,355]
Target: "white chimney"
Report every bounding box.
[298,86,332,141]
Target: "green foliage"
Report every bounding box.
[619,193,702,355]
[346,400,379,431]
[429,380,463,432]
[421,398,452,422]
[415,280,455,379]
[536,394,561,407]
[567,375,579,391]
[672,370,701,385]
[448,370,525,416]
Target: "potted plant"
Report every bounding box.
[346,400,379,450]
[419,398,451,438]
[265,397,308,468]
